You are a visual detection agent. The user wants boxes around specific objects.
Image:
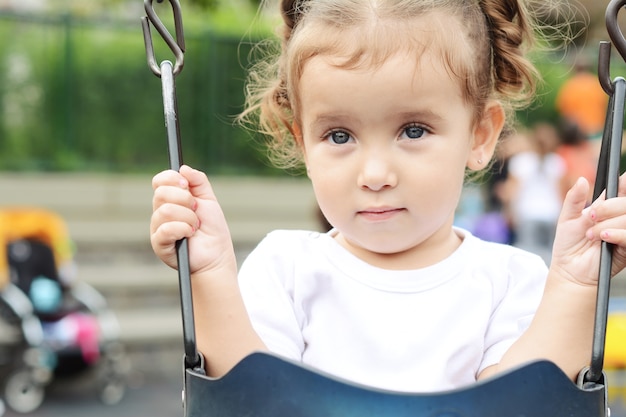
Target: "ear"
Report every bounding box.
[467,101,505,171]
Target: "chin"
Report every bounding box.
[353,235,415,256]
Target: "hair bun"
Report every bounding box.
[481,0,536,105]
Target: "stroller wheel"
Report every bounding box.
[96,342,129,405]
[98,378,125,405]
[3,369,45,413]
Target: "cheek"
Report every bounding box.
[303,145,337,179]
[307,168,348,219]
[309,170,344,202]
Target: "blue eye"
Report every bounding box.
[403,125,427,140]
[327,130,352,144]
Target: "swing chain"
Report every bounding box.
[141,0,186,77]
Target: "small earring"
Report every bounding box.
[477,159,483,165]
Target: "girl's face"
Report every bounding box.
[298,51,503,270]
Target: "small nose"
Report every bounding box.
[357,149,398,191]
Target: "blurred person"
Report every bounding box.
[556,121,600,205]
[475,130,531,244]
[555,56,608,141]
[507,123,565,263]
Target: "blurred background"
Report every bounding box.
[0,0,626,416]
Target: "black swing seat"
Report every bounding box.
[183,352,607,417]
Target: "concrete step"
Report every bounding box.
[0,173,320,248]
[77,262,191,347]
[79,262,178,295]
[79,263,178,309]
[114,307,183,348]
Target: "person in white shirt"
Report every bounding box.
[508,123,566,263]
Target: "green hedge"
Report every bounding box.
[0,12,281,174]
[0,12,620,175]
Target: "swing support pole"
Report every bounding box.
[141,0,203,372]
[583,0,626,385]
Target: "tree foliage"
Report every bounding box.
[187,0,219,10]
[186,0,263,11]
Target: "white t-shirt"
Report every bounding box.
[238,228,547,393]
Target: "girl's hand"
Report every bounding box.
[551,173,626,286]
[150,165,237,275]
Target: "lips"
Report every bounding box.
[357,207,405,221]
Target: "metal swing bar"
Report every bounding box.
[585,0,626,385]
[141,0,203,372]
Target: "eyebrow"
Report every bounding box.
[395,110,445,125]
[310,113,358,127]
[310,109,445,127]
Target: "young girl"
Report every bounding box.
[150,0,626,392]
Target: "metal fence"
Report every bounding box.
[0,11,278,174]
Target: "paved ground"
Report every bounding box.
[3,347,183,417]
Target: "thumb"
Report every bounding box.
[559,177,590,222]
[179,165,217,201]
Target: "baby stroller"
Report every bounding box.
[0,207,129,413]
[0,268,49,414]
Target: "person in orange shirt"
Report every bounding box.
[556,58,608,140]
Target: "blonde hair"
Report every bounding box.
[239,0,552,169]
